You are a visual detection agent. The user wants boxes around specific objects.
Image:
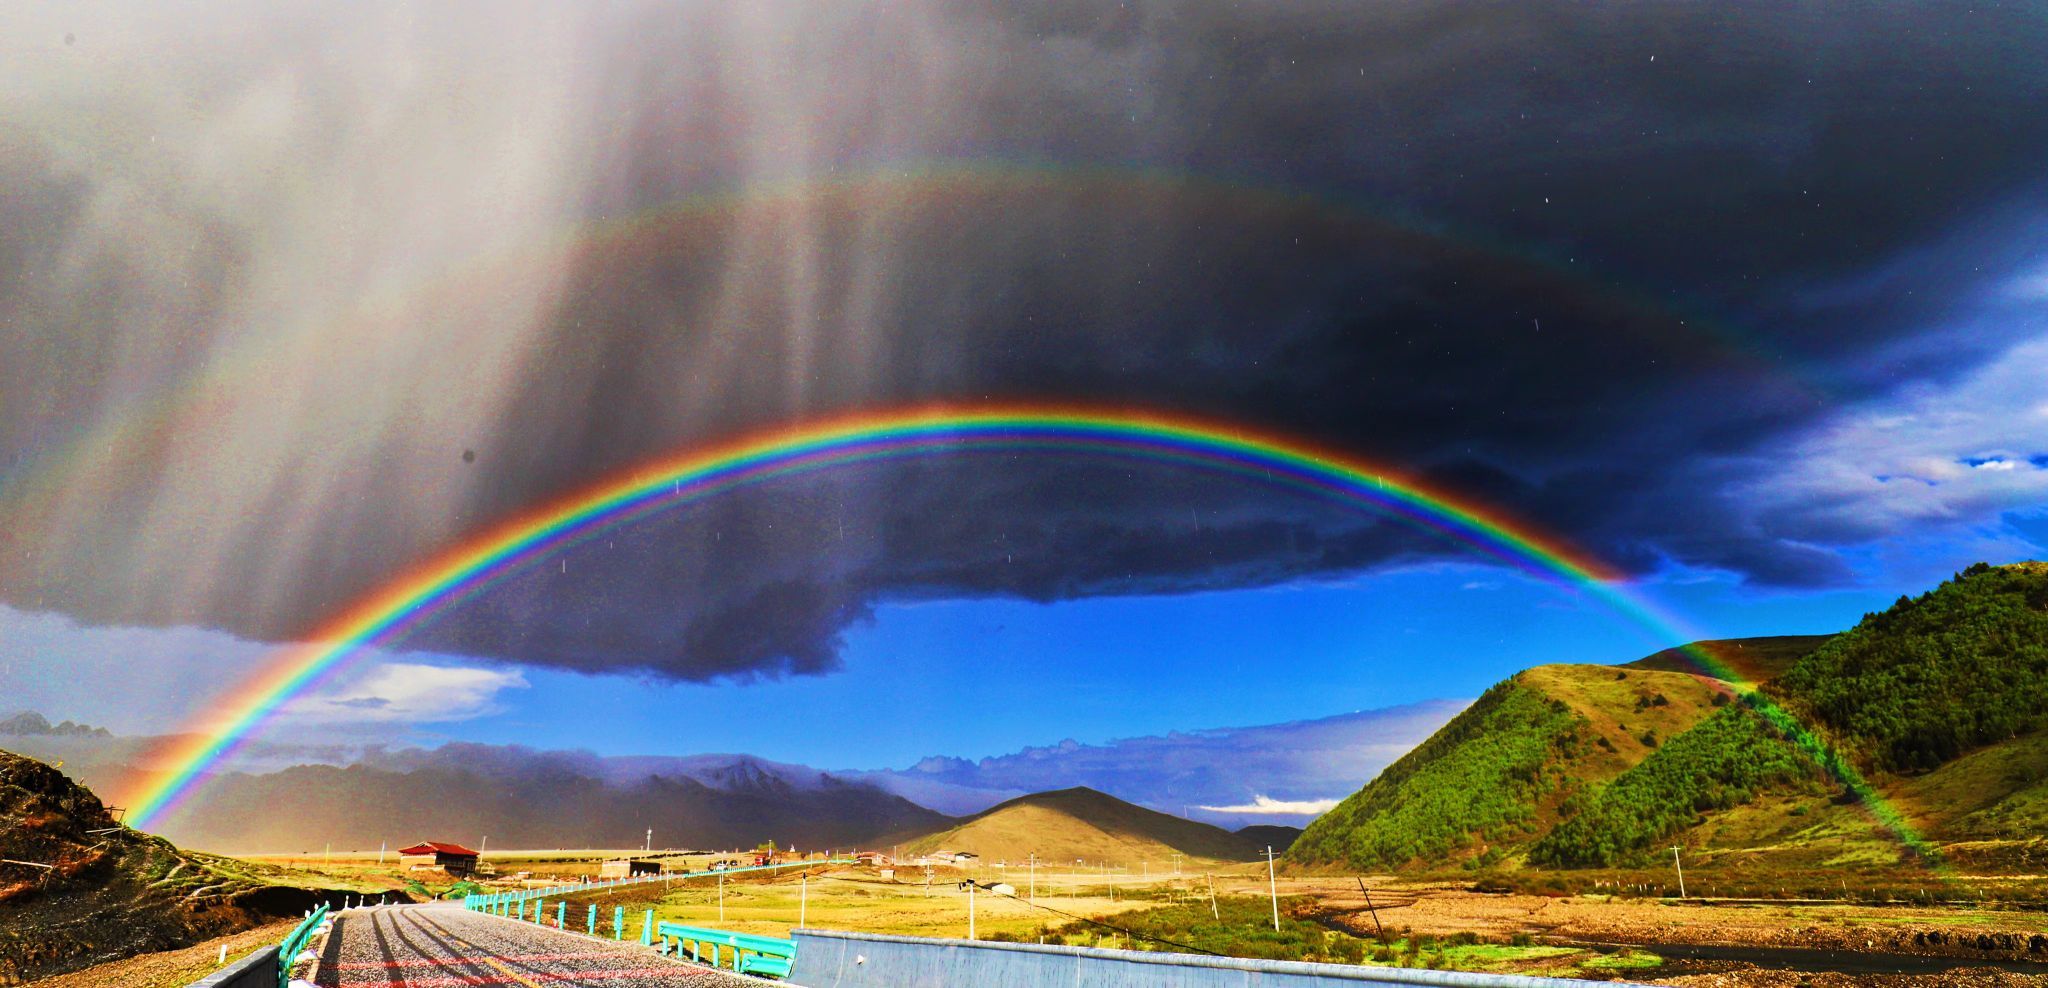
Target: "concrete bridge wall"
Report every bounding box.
[787,929,1647,988]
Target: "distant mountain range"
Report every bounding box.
[164,757,949,853]
[0,711,110,738]
[1289,562,2048,876]
[0,698,1458,852]
[848,701,1465,824]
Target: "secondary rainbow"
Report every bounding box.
[119,405,1915,855]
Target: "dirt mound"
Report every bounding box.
[0,749,336,984]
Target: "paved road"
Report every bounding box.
[314,904,756,988]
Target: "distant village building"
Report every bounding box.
[397,841,481,877]
[599,858,662,879]
[854,851,891,866]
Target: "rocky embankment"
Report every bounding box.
[0,750,337,984]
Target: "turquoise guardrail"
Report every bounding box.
[276,903,328,988]
[656,922,796,979]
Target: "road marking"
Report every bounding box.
[340,971,686,988]
[336,952,625,969]
[478,956,548,988]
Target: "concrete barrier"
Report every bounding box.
[787,930,1652,988]
[183,945,281,988]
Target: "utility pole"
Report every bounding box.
[1669,846,1686,899]
[718,869,725,922]
[800,875,808,929]
[1356,877,1385,941]
[378,841,386,865]
[1206,874,1219,920]
[1264,846,1280,932]
[968,881,976,940]
[1028,854,1036,902]
[1171,852,1182,876]
[481,836,488,855]
[646,829,652,853]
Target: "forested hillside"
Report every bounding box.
[1777,561,2048,773]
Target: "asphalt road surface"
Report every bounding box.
[314,904,758,987]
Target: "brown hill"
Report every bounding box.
[899,786,1261,865]
[0,749,339,983]
[1622,634,1833,684]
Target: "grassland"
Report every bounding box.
[532,864,2048,979]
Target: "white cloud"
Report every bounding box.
[2006,265,2048,301]
[1735,334,2048,546]
[0,604,524,736]
[294,662,528,724]
[1195,794,1343,816]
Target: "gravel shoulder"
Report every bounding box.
[316,904,756,988]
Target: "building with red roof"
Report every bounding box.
[397,840,481,877]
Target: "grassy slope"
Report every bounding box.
[1623,635,1832,683]
[1527,698,1829,867]
[1889,729,2048,840]
[1286,664,1724,871]
[898,787,1259,864]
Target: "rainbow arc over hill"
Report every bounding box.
[120,405,1922,855]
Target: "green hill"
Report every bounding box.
[1286,663,1727,871]
[1536,562,2048,867]
[1292,562,2048,877]
[898,787,1260,865]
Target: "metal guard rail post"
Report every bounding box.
[276,902,329,988]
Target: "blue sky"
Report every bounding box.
[278,558,1947,769]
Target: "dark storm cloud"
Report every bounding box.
[4,1,2047,678]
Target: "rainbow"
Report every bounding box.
[119,405,1922,860]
